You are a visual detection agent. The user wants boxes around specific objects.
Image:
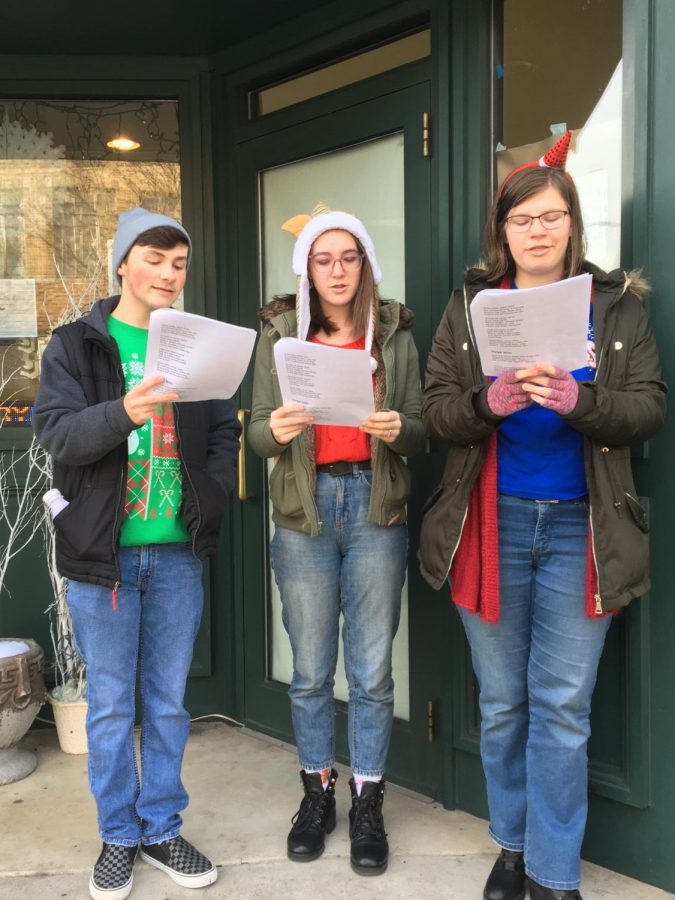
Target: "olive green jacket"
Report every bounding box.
[249,296,425,535]
[419,263,667,611]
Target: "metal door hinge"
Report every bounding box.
[423,112,431,158]
[427,699,436,742]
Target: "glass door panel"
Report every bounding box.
[260,133,410,719]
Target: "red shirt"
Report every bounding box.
[310,335,372,465]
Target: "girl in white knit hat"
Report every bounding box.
[249,205,424,876]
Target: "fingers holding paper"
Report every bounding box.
[486,370,533,417]
[124,375,179,426]
[270,403,315,445]
[360,410,402,443]
[520,364,579,414]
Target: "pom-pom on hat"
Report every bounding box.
[281,204,381,350]
[112,207,192,280]
[499,129,573,196]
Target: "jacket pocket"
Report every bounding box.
[183,467,228,538]
[268,458,304,520]
[421,481,445,516]
[624,491,649,533]
[53,485,117,564]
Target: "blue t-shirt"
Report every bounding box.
[497,293,595,500]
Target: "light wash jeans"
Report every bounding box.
[271,470,407,777]
[67,542,203,846]
[458,494,611,891]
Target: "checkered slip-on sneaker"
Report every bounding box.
[89,843,138,900]
[140,835,217,888]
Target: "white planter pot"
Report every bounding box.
[49,693,88,754]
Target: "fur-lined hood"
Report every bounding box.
[257,293,415,331]
[464,261,651,301]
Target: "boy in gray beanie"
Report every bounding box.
[34,208,240,900]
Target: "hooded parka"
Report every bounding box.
[419,262,667,612]
[249,296,424,534]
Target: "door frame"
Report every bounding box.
[229,70,451,796]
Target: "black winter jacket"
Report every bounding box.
[33,296,241,588]
[419,263,667,611]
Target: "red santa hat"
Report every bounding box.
[499,129,573,195]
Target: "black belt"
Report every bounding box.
[316,460,372,476]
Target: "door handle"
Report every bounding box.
[237,408,250,501]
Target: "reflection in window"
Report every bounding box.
[0,191,24,277]
[0,101,181,419]
[495,0,622,270]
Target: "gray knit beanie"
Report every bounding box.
[112,207,191,279]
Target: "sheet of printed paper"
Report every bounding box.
[469,273,592,376]
[273,337,375,426]
[145,308,256,401]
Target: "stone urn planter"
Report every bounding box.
[0,638,46,784]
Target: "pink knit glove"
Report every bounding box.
[486,371,531,416]
[530,367,579,414]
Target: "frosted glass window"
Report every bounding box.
[260,133,410,720]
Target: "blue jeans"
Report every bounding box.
[271,471,407,777]
[67,543,204,846]
[458,495,611,890]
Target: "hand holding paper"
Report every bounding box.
[486,370,532,416]
[521,364,580,414]
[270,403,314,445]
[124,375,179,425]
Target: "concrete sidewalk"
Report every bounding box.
[1,722,672,899]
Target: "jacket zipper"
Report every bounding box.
[174,404,201,558]
[110,346,125,601]
[585,282,627,615]
[587,501,604,614]
[376,313,398,524]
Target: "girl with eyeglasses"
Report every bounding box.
[249,205,424,876]
[419,132,666,900]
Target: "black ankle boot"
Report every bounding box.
[287,769,337,862]
[529,882,583,900]
[483,849,526,900]
[348,778,388,876]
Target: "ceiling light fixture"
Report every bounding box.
[106,136,140,151]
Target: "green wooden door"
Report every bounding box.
[233,78,447,795]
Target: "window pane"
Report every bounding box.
[0,100,181,423]
[496,0,622,271]
[254,30,430,117]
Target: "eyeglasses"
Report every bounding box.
[504,210,570,232]
[308,251,364,272]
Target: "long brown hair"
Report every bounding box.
[482,167,587,283]
[308,237,379,338]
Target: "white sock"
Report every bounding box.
[353,774,381,796]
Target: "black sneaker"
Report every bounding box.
[89,843,138,900]
[140,835,217,888]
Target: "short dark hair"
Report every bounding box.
[121,225,189,264]
[308,237,380,338]
[482,167,587,283]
